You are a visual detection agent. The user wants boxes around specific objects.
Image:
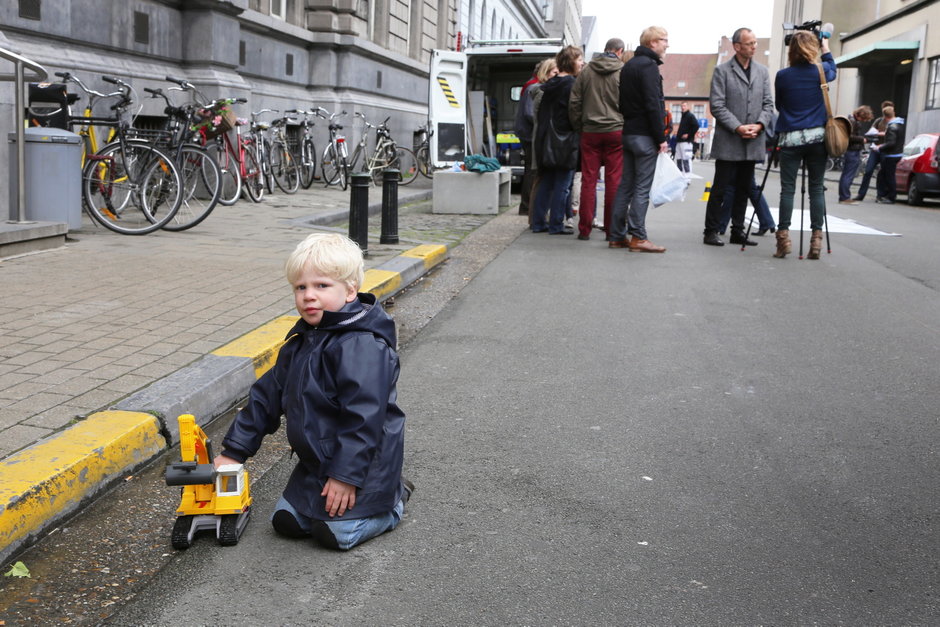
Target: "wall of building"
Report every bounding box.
[456,0,554,45]
[770,0,938,137]
[0,0,464,219]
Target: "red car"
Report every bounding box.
[895,132,940,205]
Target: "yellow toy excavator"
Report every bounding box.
[165,414,252,549]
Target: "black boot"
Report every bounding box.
[703,230,724,246]
[729,229,758,246]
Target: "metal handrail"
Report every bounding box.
[0,45,49,223]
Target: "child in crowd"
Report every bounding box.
[214,233,412,550]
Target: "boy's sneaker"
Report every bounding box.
[310,520,340,550]
[402,478,415,504]
[272,509,309,538]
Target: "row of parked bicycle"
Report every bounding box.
[41,72,434,235]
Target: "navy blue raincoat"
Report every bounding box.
[221,293,405,521]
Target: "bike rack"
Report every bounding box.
[0,45,49,223]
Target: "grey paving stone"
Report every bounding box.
[0,425,53,457]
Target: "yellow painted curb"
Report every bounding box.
[0,411,166,552]
[363,269,402,301]
[400,244,448,269]
[212,314,299,378]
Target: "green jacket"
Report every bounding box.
[568,53,623,134]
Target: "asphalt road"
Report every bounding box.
[104,167,939,625]
[3,165,937,625]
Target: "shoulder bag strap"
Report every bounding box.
[817,63,834,119]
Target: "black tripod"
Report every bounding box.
[795,160,832,259]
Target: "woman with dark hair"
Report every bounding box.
[772,31,836,259]
[532,45,584,234]
[838,105,873,204]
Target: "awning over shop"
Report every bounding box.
[835,41,920,68]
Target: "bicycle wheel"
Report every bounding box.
[261,136,274,194]
[416,145,432,178]
[321,143,343,187]
[394,147,419,186]
[271,141,300,194]
[242,143,265,202]
[369,146,395,186]
[211,140,242,206]
[299,138,317,189]
[163,145,221,231]
[83,143,182,235]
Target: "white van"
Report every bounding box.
[428,40,563,183]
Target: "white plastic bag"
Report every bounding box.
[650,153,689,207]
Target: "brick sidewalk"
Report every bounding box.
[0,179,488,459]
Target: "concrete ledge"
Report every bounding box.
[0,411,166,565]
[0,221,68,259]
[0,242,449,562]
[432,169,509,214]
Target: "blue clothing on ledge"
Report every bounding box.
[775,52,837,133]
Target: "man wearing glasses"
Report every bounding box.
[702,27,775,247]
[608,27,670,253]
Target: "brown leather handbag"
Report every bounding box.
[818,63,851,157]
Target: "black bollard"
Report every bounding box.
[349,172,371,254]
[380,169,400,244]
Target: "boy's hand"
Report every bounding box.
[321,478,356,517]
[213,454,241,468]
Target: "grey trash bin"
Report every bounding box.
[8,127,83,229]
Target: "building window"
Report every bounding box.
[134,11,150,45]
[286,53,294,76]
[693,104,705,119]
[671,104,682,121]
[271,0,286,20]
[239,41,246,66]
[927,57,940,110]
[19,0,41,20]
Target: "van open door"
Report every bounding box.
[428,49,467,169]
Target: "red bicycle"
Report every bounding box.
[204,100,267,204]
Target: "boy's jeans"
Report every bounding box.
[274,495,404,550]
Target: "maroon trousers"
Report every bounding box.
[578,131,623,238]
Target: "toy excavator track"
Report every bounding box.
[172,515,195,550]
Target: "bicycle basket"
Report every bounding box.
[27,82,72,130]
[193,103,237,140]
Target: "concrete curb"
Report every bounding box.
[0,243,448,564]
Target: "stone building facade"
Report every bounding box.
[1,0,580,219]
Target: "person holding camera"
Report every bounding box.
[772,29,836,259]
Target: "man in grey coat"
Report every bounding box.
[702,27,774,247]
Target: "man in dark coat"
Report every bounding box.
[608,26,670,253]
[702,27,774,247]
[675,101,699,173]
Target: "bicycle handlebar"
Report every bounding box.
[165,75,195,90]
[55,71,122,100]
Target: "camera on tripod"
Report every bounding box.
[783,20,832,45]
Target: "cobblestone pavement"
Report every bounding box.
[0,180,509,459]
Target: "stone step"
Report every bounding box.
[0,221,68,259]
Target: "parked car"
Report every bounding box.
[895,132,940,205]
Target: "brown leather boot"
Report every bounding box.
[773,229,791,258]
[808,229,823,259]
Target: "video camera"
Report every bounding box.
[783,20,833,46]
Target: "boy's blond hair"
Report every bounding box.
[285,233,364,290]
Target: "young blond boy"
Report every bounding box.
[215,233,411,550]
